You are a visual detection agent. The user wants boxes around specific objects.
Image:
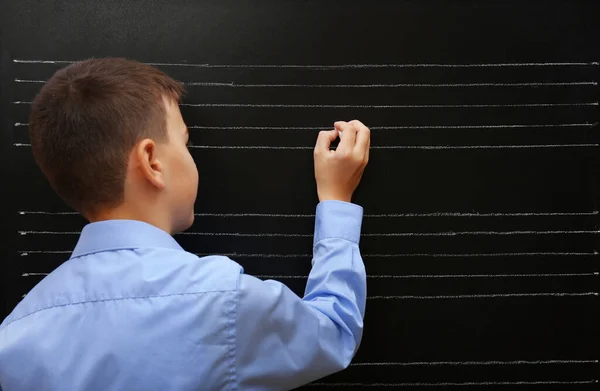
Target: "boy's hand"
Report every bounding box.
[314,120,370,203]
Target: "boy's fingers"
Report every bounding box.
[334,121,348,131]
[349,119,368,133]
[353,121,371,159]
[315,129,339,152]
[337,121,358,153]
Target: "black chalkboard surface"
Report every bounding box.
[1,0,599,389]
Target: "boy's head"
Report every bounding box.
[29,58,198,234]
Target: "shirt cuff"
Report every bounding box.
[314,200,364,246]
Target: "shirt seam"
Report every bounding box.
[227,290,238,390]
[0,290,236,331]
[70,245,185,260]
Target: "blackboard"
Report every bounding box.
[1,0,599,389]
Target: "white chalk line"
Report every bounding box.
[183,81,598,88]
[16,79,597,88]
[179,102,598,108]
[308,380,598,387]
[13,79,47,83]
[14,142,600,149]
[257,272,598,279]
[189,144,599,150]
[362,252,599,257]
[14,101,599,108]
[13,59,600,68]
[18,231,81,235]
[17,210,599,218]
[368,292,598,300]
[187,144,597,150]
[18,250,72,256]
[361,230,600,237]
[16,123,596,130]
[369,123,598,130]
[18,211,79,215]
[350,359,599,366]
[179,229,599,237]
[366,211,599,218]
[187,123,597,131]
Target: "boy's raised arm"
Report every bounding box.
[236,200,365,389]
[235,120,371,389]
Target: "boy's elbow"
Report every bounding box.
[335,317,364,372]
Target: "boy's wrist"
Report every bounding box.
[314,200,363,246]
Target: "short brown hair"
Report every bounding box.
[29,58,185,215]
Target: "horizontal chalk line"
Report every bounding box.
[18,251,597,258]
[187,123,597,131]
[308,380,598,387]
[369,123,598,130]
[350,359,599,366]
[17,210,599,218]
[14,123,595,129]
[182,230,599,237]
[16,101,597,108]
[18,211,79,215]
[183,81,598,88]
[14,143,600,150]
[361,252,599,257]
[187,144,597,150]
[14,79,46,83]
[13,59,600,68]
[18,251,72,256]
[13,123,595,130]
[257,272,598,279]
[364,211,599,218]
[179,102,598,108]
[15,123,598,132]
[181,230,600,237]
[17,79,597,87]
[360,230,600,237]
[18,231,81,235]
[21,273,49,277]
[368,292,598,299]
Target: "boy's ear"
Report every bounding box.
[135,138,166,190]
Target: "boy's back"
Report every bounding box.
[0,58,370,390]
[1,220,242,390]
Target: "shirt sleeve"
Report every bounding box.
[235,200,366,390]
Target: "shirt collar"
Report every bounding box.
[71,219,183,259]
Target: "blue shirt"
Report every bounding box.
[0,201,366,391]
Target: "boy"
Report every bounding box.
[0,58,370,390]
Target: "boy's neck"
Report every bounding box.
[88,204,173,235]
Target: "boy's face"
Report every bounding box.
[161,97,198,233]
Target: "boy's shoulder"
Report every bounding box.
[161,250,245,292]
[1,249,244,330]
